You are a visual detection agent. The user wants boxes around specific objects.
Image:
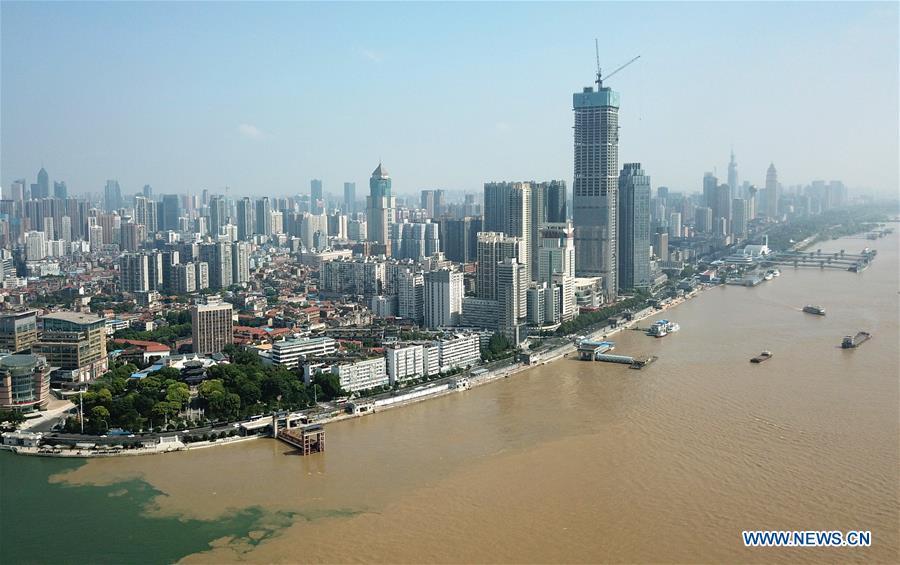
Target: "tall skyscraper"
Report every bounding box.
[33,167,50,199]
[727,149,739,197]
[573,71,619,300]
[714,184,732,233]
[343,182,356,214]
[310,179,324,215]
[618,163,651,290]
[199,242,233,289]
[53,181,67,199]
[208,195,226,237]
[104,180,123,212]
[732,198,749,238]
[236,197,254,241]
[538,222,577,321]
[765,163,779,219]
[255,197,272,237]
[161,194,181,231]
[703,172,718,210]
[546,180,567,223]
[366,163,395,246]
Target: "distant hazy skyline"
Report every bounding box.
[2,1,897,198]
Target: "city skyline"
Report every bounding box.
[2,2,897,197]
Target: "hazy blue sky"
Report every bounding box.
[2,1,897,198]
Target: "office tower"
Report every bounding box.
[476,232,524,301]
[33,312,108,383]
[311,179,324,215]
[0,311,38,353]
[732,198,749,238]
[727,149,739,197]
[0,354,50,413]
[703,172,718,210]
[714,184,732,232]
[423,269,463,329]
[142,184,153,198]
[25,231,46,261]
[208,195,226,237]
[231,241,250,285]
[765,163,779,219]
[120,253,150,293]
[618,163,651,290]
[236,197,254,241]
[546,180,567,222]
[483,182,533,280]
[191,295,233,355]
[668,212,682,239]
[573,73,619,300]
[120,222,146,252]
[161,194,181,231]
[104,180,123,212]
[343,182,356,214]
[255,197,272,237]
[657,186,669,201]
[32,167,50,199]
[366,163,395,246]
[9,179,26,202]
[695,206,713,234]
[53,181,67,199]
[397,269,425,325]
[199,242,233,289]
[653,231,669,261]
[497,258,528,343]
[441,216,481,263]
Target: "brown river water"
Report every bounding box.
[55,233,899,563]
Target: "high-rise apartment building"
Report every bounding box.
[255,197,272,237]
[424,269,463,329]
[236,197,254,241]
[120,253,150,293]
[191,295,233,355]
[476,232,524,301]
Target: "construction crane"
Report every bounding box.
[594,39,641,89]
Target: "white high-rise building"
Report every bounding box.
[424,269,463,329]
[25,231,47,261]
[191,295,233,355]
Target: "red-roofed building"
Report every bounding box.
[112,339,172,364]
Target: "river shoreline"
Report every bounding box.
[3,285,707,459]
